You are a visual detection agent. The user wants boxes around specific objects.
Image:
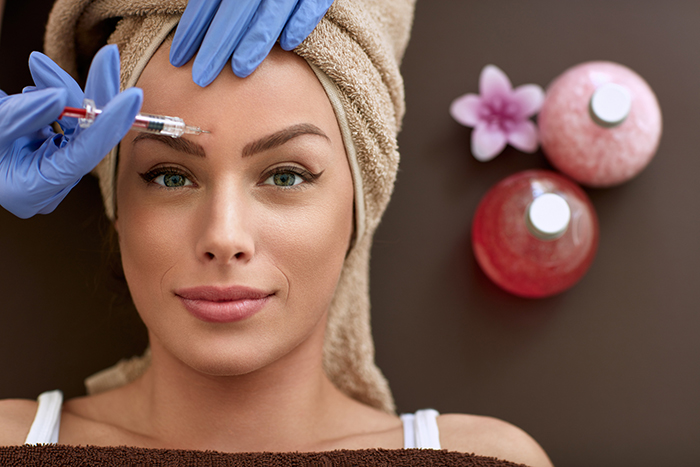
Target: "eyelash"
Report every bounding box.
[137,165,323,190]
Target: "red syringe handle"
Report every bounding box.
[59,107,88,119]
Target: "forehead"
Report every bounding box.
[134,42,341,139]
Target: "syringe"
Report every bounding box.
[59,99,209,138]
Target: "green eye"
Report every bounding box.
[273,173,298,186]
[261,166,322,188]
[264,170,304,187]
[153,172,193,188]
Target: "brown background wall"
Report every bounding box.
[1,1,699,466]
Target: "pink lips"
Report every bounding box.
[175,286,273,323]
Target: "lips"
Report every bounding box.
[175,286,273,323]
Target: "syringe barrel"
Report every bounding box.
[76,98,192,138]
[133,114,186,138]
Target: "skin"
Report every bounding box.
[0,42,552,466]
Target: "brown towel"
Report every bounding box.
[1,445,532,466]
[44,0,415,414]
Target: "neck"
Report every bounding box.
[124,320,352,452]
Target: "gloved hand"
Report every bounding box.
[0,45,142,219]
[170,0,334,85]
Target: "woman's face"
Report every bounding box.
[115,44,354,376]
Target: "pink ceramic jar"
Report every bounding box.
[472,170,599,298]
[538,61,662,187]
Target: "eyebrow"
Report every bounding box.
[242,123,330,158]
[131,123,330,158]
[132,133,206,158]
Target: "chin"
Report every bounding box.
[184,342,291,377]
[147,311,326,378]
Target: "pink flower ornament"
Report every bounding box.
[451,65,545,161]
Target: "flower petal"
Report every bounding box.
[507,120,539,153]
[480,65,512,100]
[471,123,508,161]
[450,94,482,127]
[512,84,545,119]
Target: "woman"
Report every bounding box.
[0,0,552,464]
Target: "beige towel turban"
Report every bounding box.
[44,0,415,414]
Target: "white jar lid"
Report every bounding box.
[589,83,632,127]
[527,193,571,240]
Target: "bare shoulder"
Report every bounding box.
[438,413,553,467]
[0,398,38,446]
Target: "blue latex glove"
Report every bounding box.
[170,0,334,85]
[0,45,142,219]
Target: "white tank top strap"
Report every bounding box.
[25,390,63,445]
[400,408,441,449]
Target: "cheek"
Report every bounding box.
[116,183,193,307]
[261,190,354,305]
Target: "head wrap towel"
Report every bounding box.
[44,0,415,413]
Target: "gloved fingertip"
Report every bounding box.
[28,50,66,77]
[231,29,277,78]
[193,73,214,88]
[85,45,123,107]
[279,31,303,51]
[28,51,39,67]
[192,62,218,87]
[28,51,53,77]
[169,31,192,67]
[34,88,69,121]
[113,87,144,118]
[33,87,69,111]
[169,46,187,68]
[28,51,48,66]
[125,87,144,106]
[125,86,144,98]
[28,52,83,103]
[232,58,255,79]
[92,44,121,71]
[0,88,67,142]
[234,69,253,79]
[281,0,331,50]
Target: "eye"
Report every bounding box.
[266,172,303,187]
[139,167,195,188]
[154,173,192,188]
[262,166,320,188]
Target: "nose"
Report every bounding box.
[195,189,255,264]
